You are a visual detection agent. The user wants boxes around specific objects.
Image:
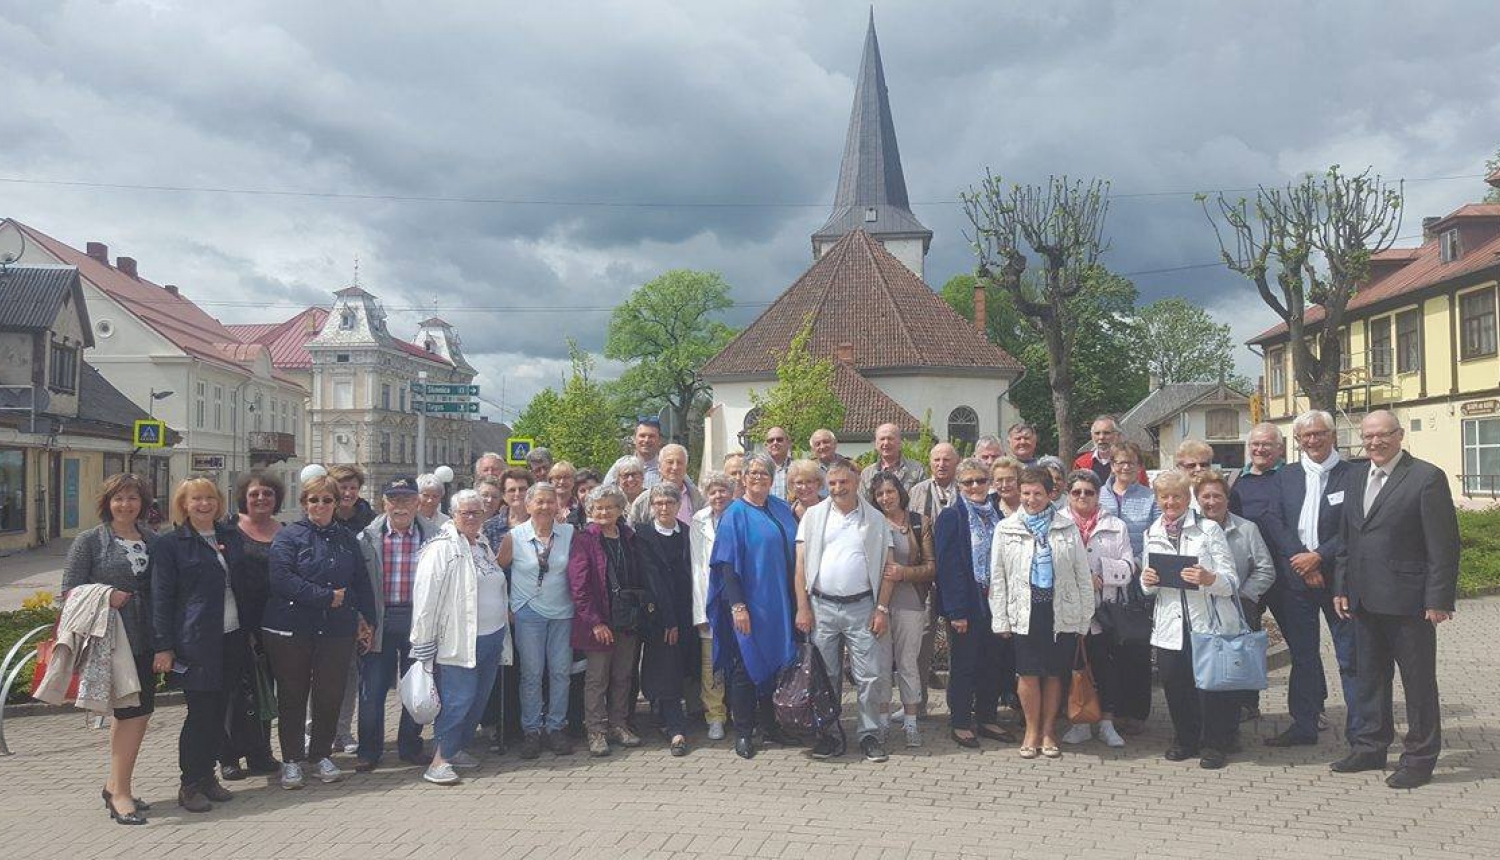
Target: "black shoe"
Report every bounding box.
[1386,767,1432,789]
[105,795,147,825]
[245,756,281,776]
[546,731,575,756]
[1199,748,1228,769]
[1329,751,1387,773]
[102,788,150,812]
[764,726,801,747]
[200,779,233,803]
[734,736,756,759]
[859,736,889,763]
[1238,705,1261,723]
[219,762,247,782]
[810,735,843,760]
[669,737,689,757]
[489,732,508,755]
[519,733,542,760]
[1164,745,1199,762]
[950,729,981,749]
[177,783,212,814]
[976,723,1017,743]
[1265,728,1319,748]
[353,759,379,773]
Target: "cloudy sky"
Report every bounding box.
[3,0,1498,421]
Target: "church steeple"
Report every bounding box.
[811,10,932,279]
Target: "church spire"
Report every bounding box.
[811,10,932,278]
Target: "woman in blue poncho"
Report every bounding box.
[707,452,801,759]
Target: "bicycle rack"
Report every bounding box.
[0,625,53,756]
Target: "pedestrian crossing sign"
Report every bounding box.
[133,419,166,448]
[506,437,534,466]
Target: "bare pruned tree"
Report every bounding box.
[963,171,1111,457]
[1203,165,1403,415]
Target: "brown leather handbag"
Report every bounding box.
[1067,638,1102,724]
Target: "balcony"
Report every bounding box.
[249,431,298,465]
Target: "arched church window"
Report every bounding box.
[947,406,979,452]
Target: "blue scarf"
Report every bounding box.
[1024,508,1055,589]
[963,497,998,587]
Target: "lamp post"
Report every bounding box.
[148,388,174,418]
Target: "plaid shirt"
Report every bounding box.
[382,526,419,605]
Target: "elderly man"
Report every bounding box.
[353,477,439,771]
[859,422,927,493]
[764,426,794,498]
[1254,411,1359,747]
[722,452,746,500]
[974,435,1004,469]
[1331,411,1459,789]
[1006,423,1040,467]
[810,429,851,492]
[1074,415,1147,485]
[474,452,506,483]
[794,461,896,762]
[906,442,960,716]
[525,447,555,485]
[604,419,663,487]
[629,443,704,527]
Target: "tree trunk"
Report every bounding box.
[1042,322,1076,457]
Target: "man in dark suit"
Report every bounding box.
[1331,410,1459,789]
[1261,410,1360,746]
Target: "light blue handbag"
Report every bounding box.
[1189,592,1268,692]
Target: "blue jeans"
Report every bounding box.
[1265,582,1360,738]
[357,632,424,763]
[514,604,573,733]
[433,629,506,760]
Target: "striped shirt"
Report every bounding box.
[382,527,419,605]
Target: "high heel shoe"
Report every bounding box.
[103,793,147,825]
[102,787,151,812]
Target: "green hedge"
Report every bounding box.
[1458,507,1500,597]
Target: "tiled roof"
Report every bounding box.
[702,229,1020,378]
[1249,205,1500,344]
[6,220,305,390]
[0,265,91,343]
[832,361,920,435]
[227,307,329,370]
[1119,382,1249,449]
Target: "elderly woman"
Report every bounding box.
[219,472,284,782]
[707,453,800,759]
[150,478,250,813]
[990,456,1022,516]
[569,469,602,527]
[497,482,576,758]
[629,444,703,527]
[1141,470,1242,770]
[1059,470,1147,748]
[409,490,510,785]
[416,473,450,527]
[1100,441,1159,559]
[869,471,935,749]
[636,483,697,756]
[690,471,735,741]
[786,458,825,520]
[549,460,578,521]
[568,484,643,756]
[609,456,648,507]
[1035,456,1068,509]
[63,473,157,825]
[935,457,1016,749]
[990,467,1095,759]
[526,446,555,484]
[262,474,375,791]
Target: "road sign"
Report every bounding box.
[133,419,166,448]
[418,401,479,414]
[191,453,226,471]
[413,392,473,404]
[412,383,478,397]
[506,437,534,466]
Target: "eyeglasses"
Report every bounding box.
[455,509,485,518]
[1113,461,1137,468]
[1177,461,1211,470]
[766,436,788,443]
[1298,428,1332,439]
[1248,442,1280,450]
[746,470,772,479]
[1361,429,1401,443]
[306,496,336,505]
[958,477,990,487]
[1069,488,1097,497]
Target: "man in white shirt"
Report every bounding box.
[793,462,895,763]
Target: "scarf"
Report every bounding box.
[1162,511,1184,545]
[1073,506,1102,545]
[1023,508,1055,589]
[1298,451,1341,551]
[964,497,998,587]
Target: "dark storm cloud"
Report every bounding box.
[3,0,1499,411]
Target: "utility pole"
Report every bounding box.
[416,370,428,474]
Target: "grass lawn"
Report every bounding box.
[1458,507,1500,597]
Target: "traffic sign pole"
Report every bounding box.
[416,372,427,474]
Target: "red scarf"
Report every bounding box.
[1073,507,1102,544]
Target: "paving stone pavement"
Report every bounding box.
[3,597,1500,859]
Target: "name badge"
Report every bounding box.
[1326,491,1345,506]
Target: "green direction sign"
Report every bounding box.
[419,401,479,414]
[413,383,478,397]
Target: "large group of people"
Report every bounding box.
[51,406,1463,823]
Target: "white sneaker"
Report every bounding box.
[313,757,343,783]
[1061,723,1094,745]
[280,761,305,790]
[423,762,460,785]
[904,722,923,748]
[706,722,726,741]
[336,735,359,755]
[449,750,481,770]
[1099,721,1126,748]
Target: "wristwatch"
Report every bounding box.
[875,604,889,614]
[731,603,748,614]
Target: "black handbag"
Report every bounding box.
[1094,575,1154,645]
[604,536,648,632]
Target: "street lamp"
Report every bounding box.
[148,388,174,418]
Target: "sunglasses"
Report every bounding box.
[1177,461,1211,470]
[1070,488,1098,497]
[306,496,336,505]
[959,477,990,487]
[766,436,788,443]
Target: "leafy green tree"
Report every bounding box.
[511,387,561,445]
[1137,298,1252,391]
[605,270,736,453]
[1486,147,1500,204]
[512,345,627,470]
[748,317,844,454]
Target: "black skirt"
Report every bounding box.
[1013,598,1077,678]
[113,650,157,720]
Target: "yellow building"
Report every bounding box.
[1249,201,1500,506]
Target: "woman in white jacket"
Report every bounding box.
[689,472,736,742]
[990,467,1095,759]
[1140,470,1241,770]
[410,490,510,786]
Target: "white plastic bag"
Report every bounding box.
[399,661,441,725]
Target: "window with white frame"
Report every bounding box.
[1463,417,1500,495]
[1268,348,1286,397]
[196,381,206,428]
[213,385,223,430]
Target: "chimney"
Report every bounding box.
[972,282,987,334]
[1422,217,1441,241]
[86,242,108,263]
[163,284,179,296]
[116,256,138,278]
[1148,372,1162,392]
[834,342,855,364]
